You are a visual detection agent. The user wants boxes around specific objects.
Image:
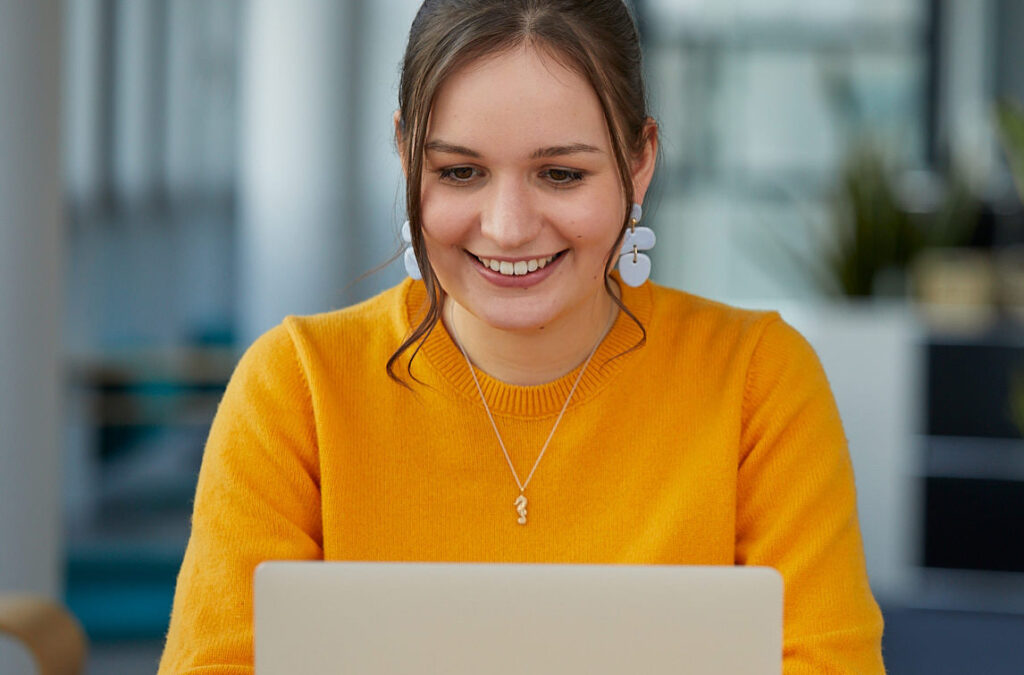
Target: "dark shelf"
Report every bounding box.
[923,477,1024,572]
[926,340,1024,439]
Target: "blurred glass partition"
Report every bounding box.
[640,0,928,300]
[61,0,243,645]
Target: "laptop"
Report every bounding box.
[254,561,782,674]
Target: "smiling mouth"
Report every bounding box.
[471,251,566,276]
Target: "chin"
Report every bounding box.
[463,294,564,333]
[480,308,559,333]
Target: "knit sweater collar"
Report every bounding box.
[402,274,652,418]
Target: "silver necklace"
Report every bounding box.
[449,313,605,526]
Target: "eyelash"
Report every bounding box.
[436,167,586,186]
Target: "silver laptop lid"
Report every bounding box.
[255,561,782,675]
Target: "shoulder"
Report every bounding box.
[644,282,783,359]
[286,279,411,358]
[236,279,412,387]
[283,279,410,344]
[641,283,830,422]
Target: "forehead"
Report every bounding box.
[427,45,610,155]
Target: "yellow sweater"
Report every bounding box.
[158,277,885,673]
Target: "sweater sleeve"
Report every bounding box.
[157,320,323,675]
[735,315,885,674]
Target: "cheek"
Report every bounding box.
[556,205,623,254]
[550,180,624,241]
[419,183,476,247]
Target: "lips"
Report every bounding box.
[467,249,567,287]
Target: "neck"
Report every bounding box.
[443,284,620,386]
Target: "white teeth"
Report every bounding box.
[476,254,558,276]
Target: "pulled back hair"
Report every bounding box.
[388,0,653,383]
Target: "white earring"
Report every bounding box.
[617,203,654,287]
[401,220,422,280]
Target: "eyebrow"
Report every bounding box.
[425,140,481,158]
[424,140,603,160]
[530,143,603,159]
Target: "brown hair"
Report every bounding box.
[389,0,653,383]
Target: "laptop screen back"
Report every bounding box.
[255,561,782,674]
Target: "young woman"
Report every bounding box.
[158,1,885,672]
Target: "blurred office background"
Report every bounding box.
[2,0,1023,672]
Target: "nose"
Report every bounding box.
[479,176,541,251]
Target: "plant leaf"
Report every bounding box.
[996,99,1024,202]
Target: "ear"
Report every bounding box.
[393,109,408,179]
[630,118,658,205]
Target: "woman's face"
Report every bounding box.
[416,45,656,334]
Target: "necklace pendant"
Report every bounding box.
[514,494,528,525]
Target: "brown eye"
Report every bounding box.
[439,166,478,183]
[543,168,585,185]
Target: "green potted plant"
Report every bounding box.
[759,141,980,300]
[822,145,922,297]
[994,100,1024,325]
[996,99,1024,200]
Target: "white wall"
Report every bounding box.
[0,2,64,672]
